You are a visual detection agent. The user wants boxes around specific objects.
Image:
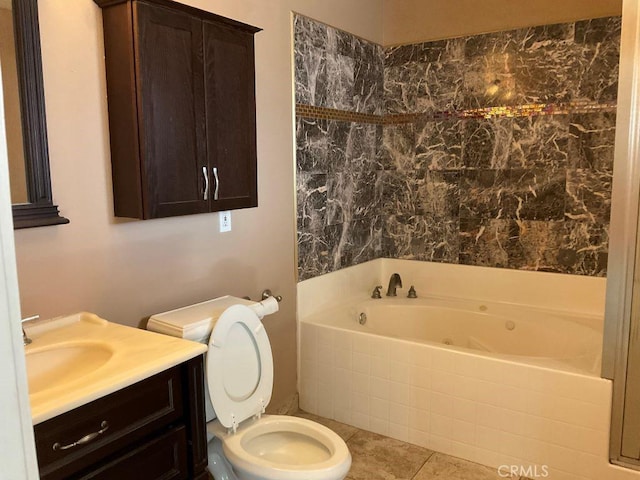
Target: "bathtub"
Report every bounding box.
[312,296,603,375]
[297,259,638,480]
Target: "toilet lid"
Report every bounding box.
[207,304,273,430]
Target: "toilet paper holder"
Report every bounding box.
[261,289,283,302]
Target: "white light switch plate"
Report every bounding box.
[219,211,231,232]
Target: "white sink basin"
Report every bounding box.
[23,312,207,425]
[26,342,114,395]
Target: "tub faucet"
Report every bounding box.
[386,273,402,297]
[22,326,31,346]
[21,315,38,346]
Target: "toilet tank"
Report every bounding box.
[147,295,279,425]
[147,295,256,342]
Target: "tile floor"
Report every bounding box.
[295,410,530,480]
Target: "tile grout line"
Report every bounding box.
[409,450,435,480]
[344,427,362,443]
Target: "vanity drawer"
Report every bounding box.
[75,425,187,480]
[35,366,184,480]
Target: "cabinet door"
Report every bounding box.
[135,2,208,218]
[204,21,258,211]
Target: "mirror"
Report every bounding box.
[1,0,67,228]
[0,0,27,204]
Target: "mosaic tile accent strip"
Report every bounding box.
[294,13,620,280]
[296,104,383,125]
[296,102,617,124]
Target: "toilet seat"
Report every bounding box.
[207,305,274,431]
[208,415,351,480]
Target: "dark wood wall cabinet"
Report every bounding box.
[34,356,208,480]
[94,0,261,219]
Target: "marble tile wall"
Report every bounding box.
[295,15,384,115]
[295,14,620,280]
[295,15,385,281]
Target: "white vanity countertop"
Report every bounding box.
[24,312,207,425]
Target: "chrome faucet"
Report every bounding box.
[22,325,31,345]
[22,315,38,346]
[386,273,402,297]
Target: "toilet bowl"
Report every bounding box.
[148,296,351,480]
[208,415,351,480]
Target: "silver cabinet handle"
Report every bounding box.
[53,421,109,451]
[203,166,209,200]
[212,167,219,201]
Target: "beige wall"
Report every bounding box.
[13,0,382,411]
[383,0,623,45]
[0,8,28,204]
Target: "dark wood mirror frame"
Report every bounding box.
[11,0,68,228]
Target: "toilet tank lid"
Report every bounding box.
[147,295,255,342]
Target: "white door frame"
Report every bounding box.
[0,58,39,478]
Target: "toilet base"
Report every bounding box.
[208,436,238,480]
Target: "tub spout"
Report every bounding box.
[386,273,402,296]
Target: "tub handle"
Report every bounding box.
[371,286,382,299]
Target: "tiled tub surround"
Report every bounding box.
[294,15,620,281]
[297,259,640,480]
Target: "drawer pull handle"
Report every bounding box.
[52,421,109,451]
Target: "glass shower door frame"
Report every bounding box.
[604,0,640,467]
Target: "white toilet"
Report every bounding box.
[148,296,351,480]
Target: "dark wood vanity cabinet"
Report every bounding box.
[33,356,208,480]
[94,0,260,219]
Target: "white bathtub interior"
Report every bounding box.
[307,296,603,375]
[297,259,640,480]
